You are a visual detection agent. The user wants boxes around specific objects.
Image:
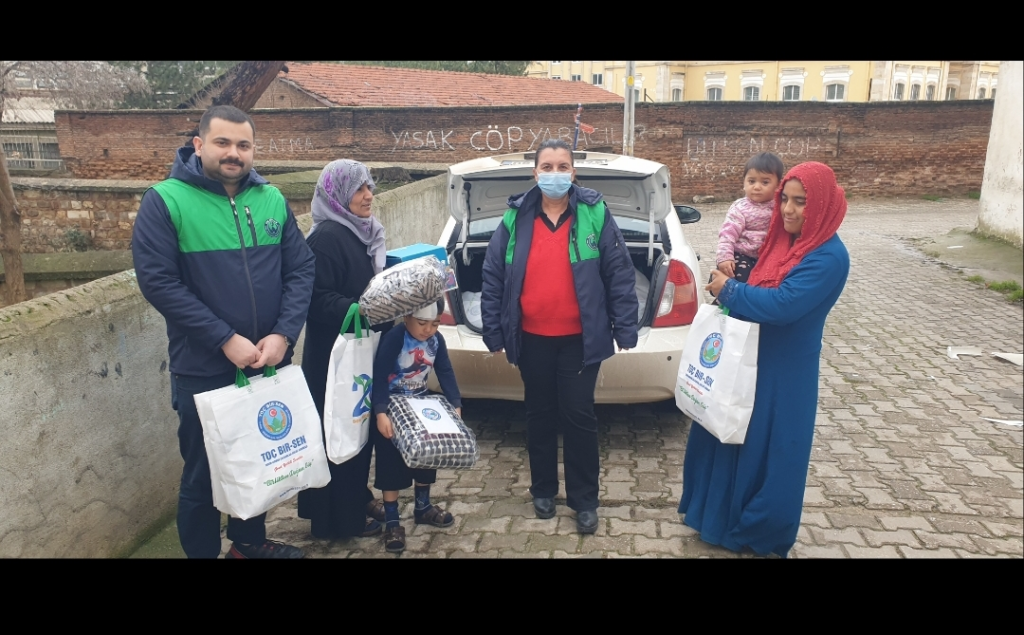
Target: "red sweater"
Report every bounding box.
[520,214,582,336]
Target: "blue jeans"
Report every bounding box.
[171,368,271,558]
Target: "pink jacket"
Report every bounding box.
[716,197,773,264]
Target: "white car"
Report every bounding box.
[426,151,705,404]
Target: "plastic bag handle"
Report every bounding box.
[721,306,730,317]
[340,303,364,338]
[235,366,277,388]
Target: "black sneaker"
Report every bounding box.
[226,539,305,559]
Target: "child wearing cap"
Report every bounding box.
[371,298,462,553]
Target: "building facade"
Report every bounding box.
[526,61,1001,103]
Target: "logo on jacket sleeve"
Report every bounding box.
[585,233,598,251]
[264,218,282,238]
[258,401,293,440]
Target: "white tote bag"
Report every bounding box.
[675,304,759,444]
[323,304,380,464]
[195,365,331,520]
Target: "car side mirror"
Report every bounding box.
[674,205,701,224]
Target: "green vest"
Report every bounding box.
[150,178,288,253]
[502,200,606,265]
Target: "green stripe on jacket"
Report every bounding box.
[151,178,288,253]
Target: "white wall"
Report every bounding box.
[0,272,180,557]
[977,61,1023,248]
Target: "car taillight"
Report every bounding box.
[440,292,456,325]
[652,260,698,327]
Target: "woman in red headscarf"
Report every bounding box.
[679,161,850,558]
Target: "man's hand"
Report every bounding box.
[377,413,394,439]
[222,334,260,369]
[718,260,736,278]
[253,334,289,369]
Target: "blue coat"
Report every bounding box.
[132,146,315,377]
[678,234,850,557]
[480,184,639,367]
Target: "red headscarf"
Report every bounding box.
[746,162,847,289]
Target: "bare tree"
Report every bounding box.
[179,61,286,111]
[0,61,147,305]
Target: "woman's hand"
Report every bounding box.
[705,269,730,297]
[377,413,394,439]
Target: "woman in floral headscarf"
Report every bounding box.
[297,159,392,540]
[680,161,851,558]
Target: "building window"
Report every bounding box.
[671,88,682,101]
[910,84,921,100]
[552,61,561,64]
[592,73,603,85]
[707,87,722,101]
[743,86,760,101]
[2,134,63,170]
[825,83,845,101]
[926,85,936,101]
[991,88,996,99]
[634,88,641,102]
[945,87,956,100]
[780,67,805,101]
[978,87,986,99]
[570,74,581,82]
[893,83,905,100]
[552,75,561,80]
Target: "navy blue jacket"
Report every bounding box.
[372,324,462,417]
[132,146,315,378]
[480,184,639,368]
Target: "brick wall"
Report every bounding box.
[11,178,311,253]
[56,101,993,200]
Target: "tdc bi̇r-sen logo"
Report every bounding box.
[258,401,293,441]
[699,333,723,369]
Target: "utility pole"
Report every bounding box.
[623,61,636,156]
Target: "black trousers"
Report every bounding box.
[172,368,269,558]
[732,253,757,284]
[518,332,601,512]
[372,413,437,492]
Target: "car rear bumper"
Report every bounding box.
[428,325,690,404]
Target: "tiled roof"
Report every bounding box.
[279,62,623,107]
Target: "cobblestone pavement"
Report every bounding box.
[251,198,1023,559]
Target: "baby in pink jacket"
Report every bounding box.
[715,152,785,284]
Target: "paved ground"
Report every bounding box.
[205,197,1022,559]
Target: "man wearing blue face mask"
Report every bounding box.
[481,139,638,534]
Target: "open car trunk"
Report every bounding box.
[446,245,666,332]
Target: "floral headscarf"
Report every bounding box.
[309,159,386,273]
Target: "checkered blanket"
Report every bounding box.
[388,394,479,469]
[359,256,447,326]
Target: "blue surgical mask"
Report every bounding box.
[537,172,573,197]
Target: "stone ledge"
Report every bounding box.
[0,251,133,282]
[0,269,141,337]
[11,177,155,192]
